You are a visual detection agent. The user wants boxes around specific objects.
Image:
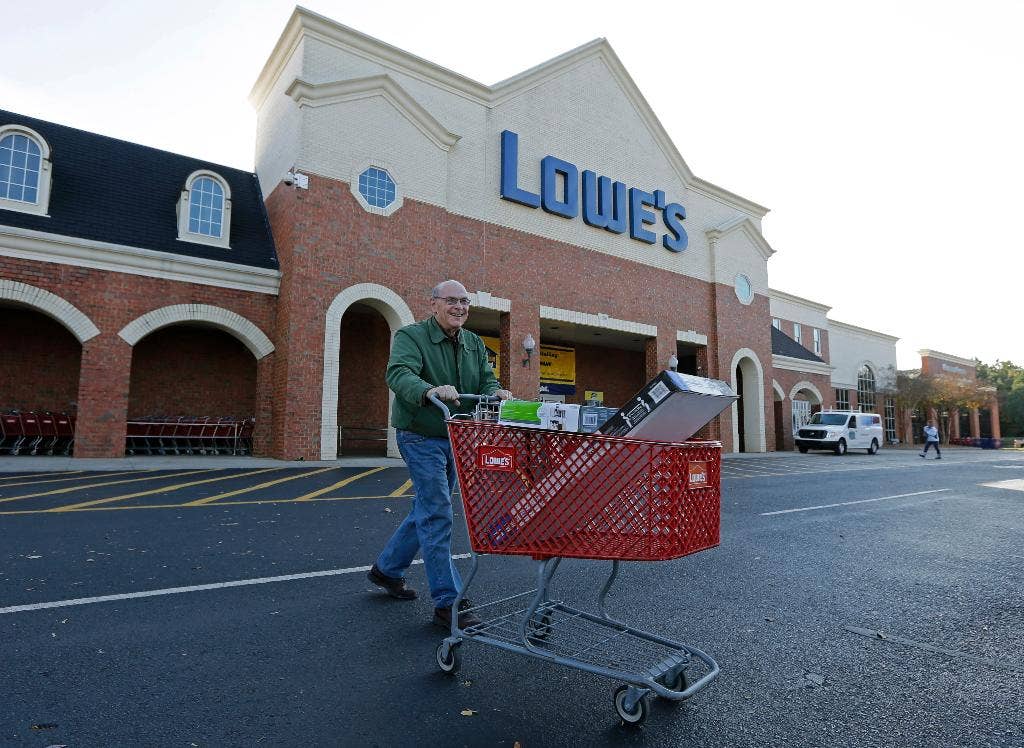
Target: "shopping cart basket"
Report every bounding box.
[432,394,721,726]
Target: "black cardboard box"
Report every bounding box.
[597,370,736,441]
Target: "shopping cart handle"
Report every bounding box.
[428,392,498,421]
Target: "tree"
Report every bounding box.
[978,359,1024,437]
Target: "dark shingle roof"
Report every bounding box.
[0,109,278,270]
[771,325,825,363]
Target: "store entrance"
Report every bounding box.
[537,320,648,408]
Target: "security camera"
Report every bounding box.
[283,171,296,186]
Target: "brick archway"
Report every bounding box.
[321,283,415,460]
[729,348,766,453]
[118,304,274,359]
[0,279,99,343]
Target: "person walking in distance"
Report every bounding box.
[920,420,942,459]
[367,280,513,629]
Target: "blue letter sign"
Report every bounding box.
[498,130,688,252]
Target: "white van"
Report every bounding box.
[794,411,884,455]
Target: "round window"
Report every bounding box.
[734,274,753,304]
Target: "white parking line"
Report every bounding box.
[982,479,1024,491]
[0,553,473,615]
[761,489,951,516]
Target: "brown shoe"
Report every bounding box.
[367,564,417,600]
[433,599,481,629]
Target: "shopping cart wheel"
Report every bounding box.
[659,668,689,697]
[527,611,553,642]
[613,685,649,726]
[436,641,461,675]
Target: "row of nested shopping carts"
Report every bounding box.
[0,411,76,455]
[0,411,255,456]
[432,394,722,727]
[125,416,255,456]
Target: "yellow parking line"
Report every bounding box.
[0,470,84,483]
[47,468,282,512]
[293,467,387,501]
[388,478,413,497]
[0,470,210,505]
[0,470,141,489]
[183,467,338,506]
[0,491,416,515]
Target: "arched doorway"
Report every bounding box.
[772,380,786,451]
[337,303,392,455]
[0,281,99,456]
[789,381,824,440]
[119,304,274,456]
[321,283,414,460]
[730,349,765,453]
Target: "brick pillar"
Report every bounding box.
[644,331,675,381]
[989,398,1001,440]
[74,333,132,458]
[252,353,275,456]
[950,408,960,441]
[970,408,981,438]
[500,306,538,400]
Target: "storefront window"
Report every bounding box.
[857,365,876,412]
[884,398,896,443]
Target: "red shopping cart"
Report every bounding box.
[433,395,721,726]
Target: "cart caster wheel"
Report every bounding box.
[436,641,460,675]
[613,686,649,726]
[660,669,690,696]
[527,612,553,642]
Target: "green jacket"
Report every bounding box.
[386,316,500,438]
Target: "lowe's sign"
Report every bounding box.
[499,130,688,252]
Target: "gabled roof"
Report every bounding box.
[250,6,770,218]
[771,325,824,363]
[0,109,278,270]
[706,216,775,260]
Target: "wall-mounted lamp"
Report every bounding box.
[522,334,536,367]
[668,353,679,372]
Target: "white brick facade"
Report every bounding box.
[250,8,774,291]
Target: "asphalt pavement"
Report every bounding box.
[2,447,1023,746]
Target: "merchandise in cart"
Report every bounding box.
[432,394,722,726]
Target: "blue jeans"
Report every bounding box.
[376,430,462,608]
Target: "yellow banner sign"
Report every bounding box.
[478,337,575,387]
[539,344,575,385]
[480,335,501,374]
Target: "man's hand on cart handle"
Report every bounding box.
[493,389,513,400]
[427,385,460,403]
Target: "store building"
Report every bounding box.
[0,7,982,460]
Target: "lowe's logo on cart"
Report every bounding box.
[499,130,688,252]
[478,445,516,472]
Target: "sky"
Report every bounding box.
[4,0,1022,369]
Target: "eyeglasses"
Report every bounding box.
[433,296,471,307]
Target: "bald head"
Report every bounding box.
[430,280,470,334]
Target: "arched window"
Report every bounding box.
[0,125,53,216]
[857,365,876,412]
[188,176,225,238]
[177,171,232,248]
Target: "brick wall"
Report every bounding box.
[127,326,256,418]
[264,175,748,459]
[0,307,81,412]
[563,342,646,407]
[0,256,276,457]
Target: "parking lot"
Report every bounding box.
[3,448,1023,746]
